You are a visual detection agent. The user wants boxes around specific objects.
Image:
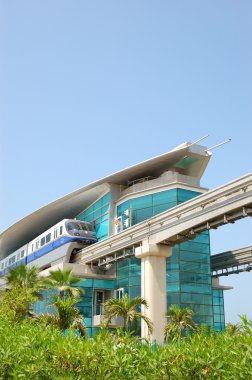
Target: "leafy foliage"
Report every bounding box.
[1,266,252,379]
[0,286,39,321]
[0,316,252,379]
[0,264,49,321]
[35,297,88,337]
[104,294,153,335]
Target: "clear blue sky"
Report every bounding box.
[1,1,252,323]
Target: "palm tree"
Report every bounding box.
[44,268,83,300]
[36,296,87,337]
[2,264,47,320]
[6,263,43,290]
[35,269,86,336]
[164,305,198,342]
[6,263,46,298]
[104,294,153,335]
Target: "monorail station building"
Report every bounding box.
[0,142,228,341]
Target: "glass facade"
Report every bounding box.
[167,233,213,326]
[77,192,110,241]
[117,188,201,229]
[212,289,225,331]
[116,256,141,334]
[116,257,141,299]
[76,278,115,337]
[116,187,214,328]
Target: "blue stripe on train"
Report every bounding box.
[0,236,96,276]
[26,236,96,263]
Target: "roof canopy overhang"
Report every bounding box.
[0,142,211,258]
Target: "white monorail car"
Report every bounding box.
[0,219,97,276]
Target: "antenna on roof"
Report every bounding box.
[187,134,210,148]
[205,139,231,153]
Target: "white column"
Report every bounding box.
[135,242,172,343]
[107,184,121,236]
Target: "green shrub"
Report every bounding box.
[0,317,252,379]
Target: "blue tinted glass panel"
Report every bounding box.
[180,251,210,263]
[167,283,180,292]
[180,261,210,274]
[181,283,212,294]
[188,304,213,316]
[85,318,92,327]
[130,195,152,209]
[117,260,128,269]
[213,305,221,314]
[153,202,177,215]
[79,279,93,287]
[133,208,153,223]
[102,193,110,204]
[129,257,141,265]
[94,198,102,209]
[167,293,180,304]
[153,189,177,204]
[117,278,128,288]
[116,267,129,279]
[129,286,141,298]
[93,279,115,289]
[84,214,93,222]
[178,189,202,202]
[180,293,212,305]
[167,272,179,282]
[180,242,210,254]
[117,201,129,217]
[180,272,212,285]
[79,306,92,318]
[214,314,221,323]
[101,205,109,214]
[129,276,141,286]
[195,315,213,325]
[129,266,141,276]
[191,234,210,244]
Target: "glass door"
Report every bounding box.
[94,290,104,315]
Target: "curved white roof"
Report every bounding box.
[0,142,211,258]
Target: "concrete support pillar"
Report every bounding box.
[135,242,172,343]
[108,184,122,236]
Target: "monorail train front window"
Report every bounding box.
[83,222,95,232]
[66,221,95,234]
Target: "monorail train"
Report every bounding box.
[0,219,97,276]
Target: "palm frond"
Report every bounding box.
[46,268,83,300]
[104,294,153,335]
[164,305,197,341]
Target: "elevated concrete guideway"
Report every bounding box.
[75,173,252,266]
[211,245,252,277]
